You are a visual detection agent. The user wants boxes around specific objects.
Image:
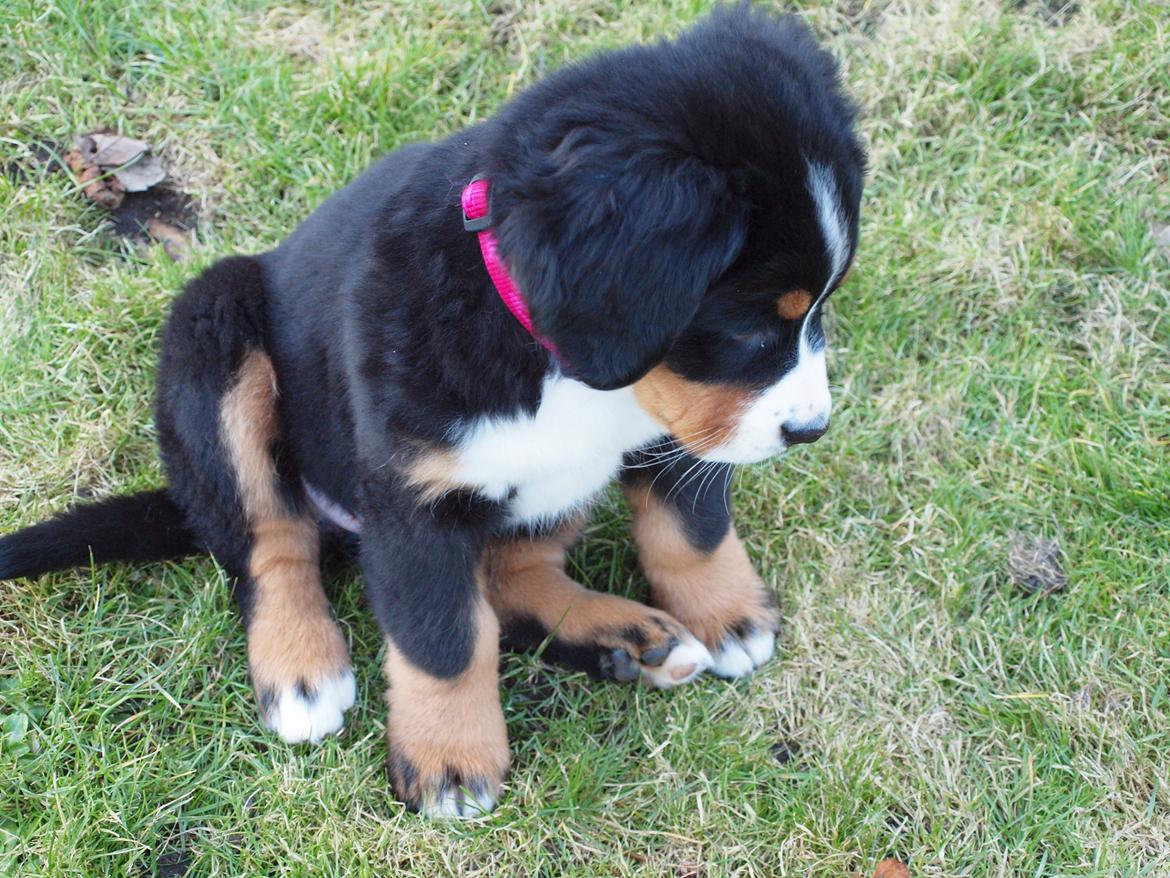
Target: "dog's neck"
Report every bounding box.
[461,176,561,361]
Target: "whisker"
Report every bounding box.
[663,458,705,503]
[692,460,728,514]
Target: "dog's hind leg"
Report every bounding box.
[484,520,712,688]
[217,350,355,742]
[156,256,355,743]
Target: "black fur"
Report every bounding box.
[0,490,195,580]
[358,483,489,679]
[152,255,275,620]
[622,441,734,554]
[504,614,615,678]
[502,615,666,683]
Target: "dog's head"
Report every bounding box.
[491,7,864,463]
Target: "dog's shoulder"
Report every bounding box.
[261,141,434,292]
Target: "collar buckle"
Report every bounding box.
[461,174,493,232]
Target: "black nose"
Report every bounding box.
[780,420,828,446]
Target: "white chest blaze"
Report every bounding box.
[452,376,666,525]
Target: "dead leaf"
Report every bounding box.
[57,130,197,247]
[1008,533,1067,594]
[114,154,166,192]
[77,133,149,168]
[73,132,167,194]
[873,858,911,878]
[146,218,193,261]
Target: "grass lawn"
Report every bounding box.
[2,0,1168,875]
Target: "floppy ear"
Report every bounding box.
[494,143,748,390]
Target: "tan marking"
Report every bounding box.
[219,351,349,698]
[220,350,282,522]
[776,289,813,321]
[634,365,752,454]
[401,445,462,505]
[483,527,691,659]
[246,517,350,686]
[384,592,509,805]
[623,485,778,649]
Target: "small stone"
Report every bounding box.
[873,857,911,878]
[770,739,800,765]
[1008,533,1067,594]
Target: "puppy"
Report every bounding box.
[0,6,864,817]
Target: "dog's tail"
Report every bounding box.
[0,489,199,580]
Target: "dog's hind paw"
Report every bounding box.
[607,629,712,688]
[259,668,357,744]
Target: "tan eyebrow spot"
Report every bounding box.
[776,289,813,321]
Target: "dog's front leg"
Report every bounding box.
[359,488,508,818]
[621,445,780,679]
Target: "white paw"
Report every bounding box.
[709,628,775,679]
[266,669,357,744]
[419,784,497,819]
[640,632,713,688]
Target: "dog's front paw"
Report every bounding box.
[388,751,505,819]
[708,623,776,678]
[624,486,781,681]
[386,705,510,819]
[662,591,780,681]
[383,627,510,819]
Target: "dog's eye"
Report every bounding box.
[730,329,776,349]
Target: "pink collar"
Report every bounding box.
[461,177,560,358]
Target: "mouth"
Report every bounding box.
[692,438,786,466]
[688,410,831,465]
